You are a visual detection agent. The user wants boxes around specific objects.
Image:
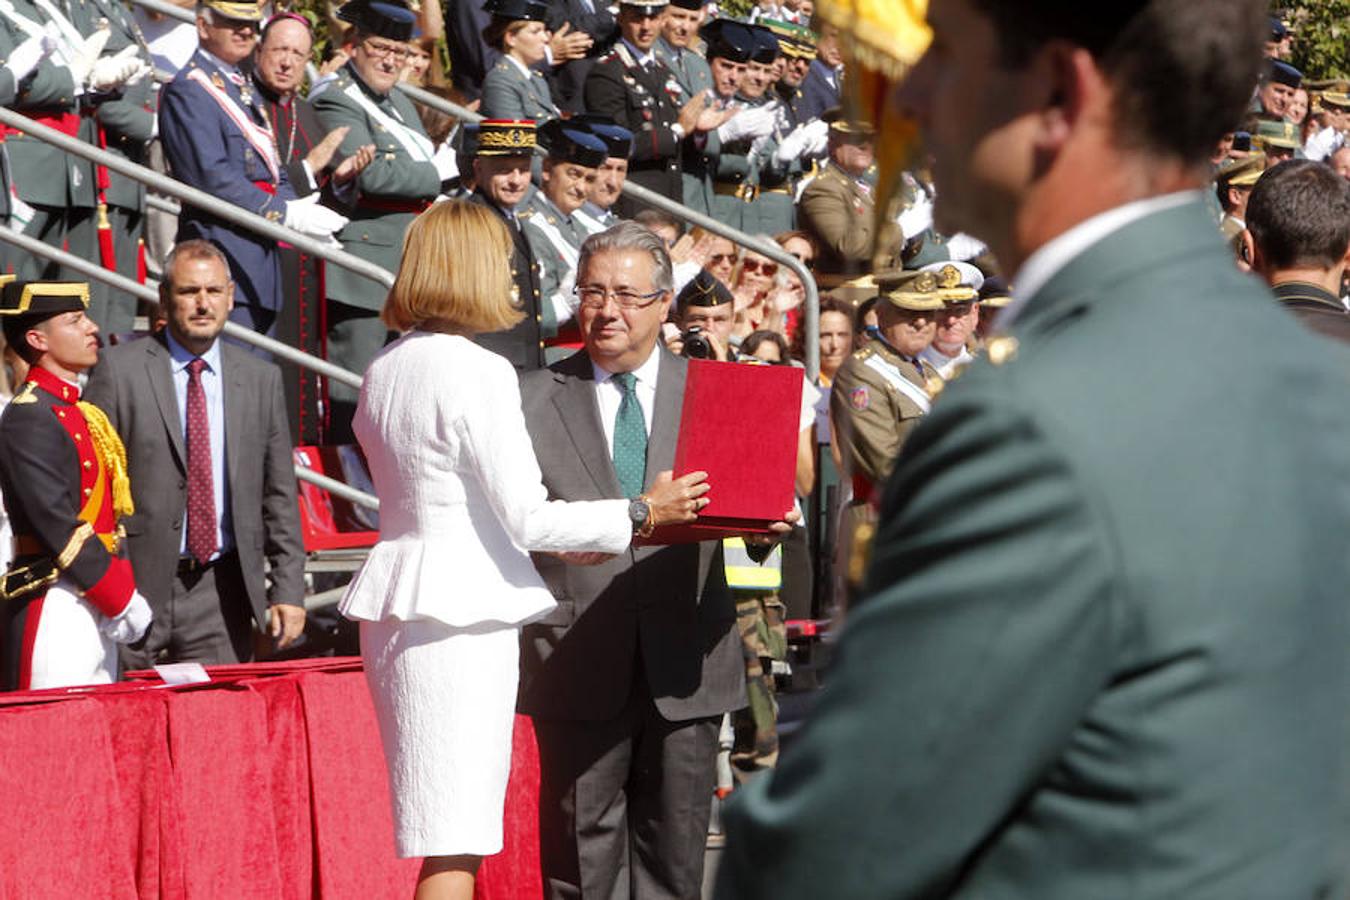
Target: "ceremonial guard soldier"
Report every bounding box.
[160,0,346,336]
[584,0,685,215]
[766,19,816,127]
[0,280,151,691]
[311,0,455,439]
[0,21,52,272]
[468,119,545,370]
[479,0,559,122]
[522,120,609,352]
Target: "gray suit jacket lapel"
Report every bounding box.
[552,352,623,497]
[146,335,186,470]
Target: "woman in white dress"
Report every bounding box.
[340,200,709,900]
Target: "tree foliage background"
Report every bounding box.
[1282,0,1350,81]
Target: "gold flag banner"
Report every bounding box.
[817,0,931,258]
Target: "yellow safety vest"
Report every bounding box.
[723,537,783,592]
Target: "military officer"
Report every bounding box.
[692,20,775,230]
[1254,117,1301,165]
[571,116,634,233]
[654,0,713,213]
[479,0,559,122]
[1215,152,1263,251]
[1253,58,1301,119]
[766,19,817,128]
[0,280,151,691]
[1304,91,1348,163]
[829,268,947,506]
[521,120,609,350]
[799,114,902,285]
[84,0,156,334]
[583,0,688,215]
[917,261,984,379]
[311,0,456,440]
[0,24,53,272]
[468,119,545,371]
[159,0,346,337]
[3,0,147,290]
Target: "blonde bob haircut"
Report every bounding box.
[381,199,524,334]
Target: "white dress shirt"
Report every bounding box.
[166,332,233,558]
[592,344,661,455]
[997,190,1203,331]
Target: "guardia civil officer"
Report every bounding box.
[521,120,609,349]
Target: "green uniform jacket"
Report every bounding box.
[479,56,558,121]
[311,63,441,311]
[717,199,1350,899]
[88,0,155,213]
[4,0,94,209]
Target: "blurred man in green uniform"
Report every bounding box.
[719,1,1350,897]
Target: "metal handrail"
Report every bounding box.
[392,86,820,378]
[0,108,396,291]
[122,0,821,376]
[0,223,381,510]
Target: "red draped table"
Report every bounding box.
[0,658,542,900]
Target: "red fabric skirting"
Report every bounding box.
[0,659,542,900]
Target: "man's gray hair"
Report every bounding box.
[577,221,674,294]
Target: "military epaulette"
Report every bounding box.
[851,347,873,360]
[517,208,536,220]
[9,382,36,405]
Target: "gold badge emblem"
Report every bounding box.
[987,336,1019,367]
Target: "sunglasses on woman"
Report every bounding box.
[741,259,778,276]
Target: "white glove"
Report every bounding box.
[102,590,152,644]
[88,45,148,93]
[945,232,988,262]
[717,105,777,144]
[68,27,112,86]
[897,192,934,240]
[5,34,54,83]
[284,194,349,239]
[800,119,829,156]
[773,122,813,164]
[432,141,458,182]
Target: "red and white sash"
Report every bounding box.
[186,67,281,183]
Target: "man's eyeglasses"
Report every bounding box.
[574,285,666,309]
[741,258,778,276]
[363,38,411,61]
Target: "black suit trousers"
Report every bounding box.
[532,670,720,900]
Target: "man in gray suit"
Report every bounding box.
[518,222,791,899]
[717,1,1350,898]
[84,240,306,667]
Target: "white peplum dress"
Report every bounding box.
[340,331,631,858]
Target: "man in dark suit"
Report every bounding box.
[84,240,306,667]
[718,1,1350,898]
[1245,158,1350,344]
[795,21,841,123]
[518,222,791,899]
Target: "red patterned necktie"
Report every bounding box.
[186,358,217,565]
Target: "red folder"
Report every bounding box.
[638,359,803,544]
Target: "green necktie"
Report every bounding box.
[611,372,647,498]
